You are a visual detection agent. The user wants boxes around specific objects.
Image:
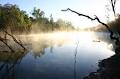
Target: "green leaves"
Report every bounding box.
[32,7,45,20]
[0,4,32,33]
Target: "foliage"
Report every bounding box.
[0,4,75,33]
[0,4,32,33]
[56,19,74,31]
[32,7,45,20]
[31,8,75,32]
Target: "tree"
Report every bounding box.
[110,0,117,17]
[31,7,75,32]
[0,4,32,33]
[32,7,45,20]
[61,2,120,53]
[82,1,120,79]
[0,4,31,52]
[56,19,74,31]
[50,14,54,31]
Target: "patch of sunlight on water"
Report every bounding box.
[28,31,96,42]
[21,31,114,54]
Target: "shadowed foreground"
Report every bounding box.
[83,54,120,79]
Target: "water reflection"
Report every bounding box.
[0,51,26,79]
[0,32,115,79]
[74,41,79,79]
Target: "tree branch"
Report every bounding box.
[0,36,14,52]
[61,8,119,42]
[110,0,116,17]
[4,31,27,51]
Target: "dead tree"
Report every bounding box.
[62,8,120,53]
[0,31,27,52]
[4,31,27,51]
[61,8,118,41]
[110,0,117,17]
[0,36,14,52]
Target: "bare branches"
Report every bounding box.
[61,8,119,42]
[110,0,117,16]
[62,8,95,20]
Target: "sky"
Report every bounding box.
[0,0,120,29]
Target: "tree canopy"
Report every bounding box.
[0,4,75,33]
[0,4,32,33]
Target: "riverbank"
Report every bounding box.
[83,53,120,79]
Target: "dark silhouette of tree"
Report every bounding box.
[61,1,120,79]
[110,0,117,17]
[62,8,119,46]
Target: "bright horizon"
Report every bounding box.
[1,0,120,29]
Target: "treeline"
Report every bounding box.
[0,4,75,34]
[0,4,31,33]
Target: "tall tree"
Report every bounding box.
[32,7,45,20]
[50,14,54,31]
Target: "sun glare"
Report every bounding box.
[28,32,95,45]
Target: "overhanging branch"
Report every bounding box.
[61,8,119,42]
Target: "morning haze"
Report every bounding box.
[0,0,120,79]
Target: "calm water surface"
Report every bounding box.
[0,32,114,79]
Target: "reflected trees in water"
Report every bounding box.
[0,51,26,79]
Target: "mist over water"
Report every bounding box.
[0,31,115,79]
[20,32,113,52]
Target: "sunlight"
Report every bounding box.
[28,31,96,43]
[25,32,114,54]
[0,0,119,79]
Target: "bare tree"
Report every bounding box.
[62,8,118,41]
[0,31,27,52]
[62,8,120,53]
[110,0,117,17]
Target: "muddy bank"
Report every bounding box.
[83,53,120,79]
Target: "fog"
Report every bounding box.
[16,31,113,52]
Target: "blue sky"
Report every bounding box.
[0,0,119,28]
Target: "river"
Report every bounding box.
[0,32,115,79]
